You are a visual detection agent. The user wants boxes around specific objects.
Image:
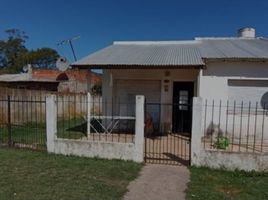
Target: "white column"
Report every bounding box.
[197,69,203,97]
[191,97,203,166]
[46,95,57,153]
[87,92,91,138]
[134,95,145,162]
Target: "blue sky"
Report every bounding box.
[1,0,268,62]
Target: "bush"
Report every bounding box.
[214,136,229,150]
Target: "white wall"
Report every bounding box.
[199,61,268,141]
[199,61,268,101]
[102,69,199,132]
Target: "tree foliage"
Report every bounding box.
[27,48,59,69]
[0,28,59,73]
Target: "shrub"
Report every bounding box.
[214,136,229,150]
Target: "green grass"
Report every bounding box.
[57,117,86,139]
[0,123,46,149]
[0,148,142,200]
[0,118,86,148]
[186,167,268,200]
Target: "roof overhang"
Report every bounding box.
[71,64,205,69]
[203,57,268,64]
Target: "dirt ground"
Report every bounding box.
[124,164,190,200]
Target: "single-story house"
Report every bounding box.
[72,28,268,136]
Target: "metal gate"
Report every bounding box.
[0,96,47,150]
[144,102,191,165]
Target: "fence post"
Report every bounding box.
[135,95,145,162]
[191,97,203,166]
[46,95,57,153]
[87,92,91,137]
[7,95,12,146]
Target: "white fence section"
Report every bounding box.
[46,95,144,162]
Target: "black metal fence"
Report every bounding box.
[203,100,268,153]
[56,95,136,143]
[0,95,46,150]
[144,102,191,165]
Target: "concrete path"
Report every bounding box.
[124,164,190,200]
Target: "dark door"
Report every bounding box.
[172,82,194,133]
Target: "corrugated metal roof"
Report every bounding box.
[199,38,268,59]
[72,38,268,68]
[73,42,204,67]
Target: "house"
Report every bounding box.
[0,67,102,93]
[32,68,102,93]
[72,27,268,136]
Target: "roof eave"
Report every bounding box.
[71,64,205,69]
[203,57,268,63]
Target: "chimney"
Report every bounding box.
[238,27,256,38]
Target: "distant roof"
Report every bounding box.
[72,37,268,68]
[0,69,102,84]
[0,73,57,83]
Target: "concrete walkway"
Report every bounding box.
[124,164,190,200]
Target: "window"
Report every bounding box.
[179,90,188,110]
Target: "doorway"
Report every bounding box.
[172,82,194,133]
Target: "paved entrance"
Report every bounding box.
[124,164,190,200]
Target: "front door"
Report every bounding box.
[172,82,194,133]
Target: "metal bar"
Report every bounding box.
[218,100,222,133]
[238,101,243,152]
[68,94,71,139]
[246,102,251,152]
[225,100,229,141]
[231,101,236,152]
[87,93,91,139]
[144,102,147,163]
[62,95,65,138]
[211,100,215,148]
[253,102,258,152]
[261,102,265,152]
[7,95,11,146]
[203,100,207,149]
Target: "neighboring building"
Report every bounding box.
[72,28,268,134]
[0,67,102,93]
[0,72,60,91]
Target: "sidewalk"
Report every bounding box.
[124,164,190,200]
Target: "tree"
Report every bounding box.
[27,48,59,69]
[0,28,59,73]
[0,29,29,73]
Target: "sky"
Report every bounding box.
[0,0,268,63]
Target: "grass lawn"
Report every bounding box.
[0,148,142,200]
[0,124,46,149]
[186,167,268,200]
[0,118,86,149]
